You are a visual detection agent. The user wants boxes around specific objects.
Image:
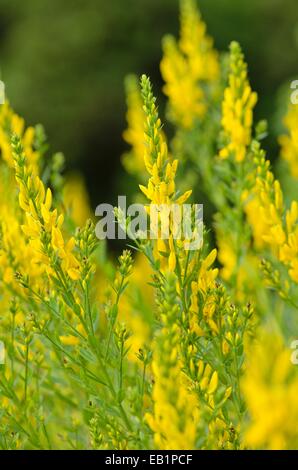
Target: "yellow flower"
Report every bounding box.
[160,0,219,129]
[122,75,147,177]
[60,237,81,281]
[190,248,219,334]
[0,102,39,170]
[59,335,80,346]
[247,142,298,285]
[139,75,193,272]
[12,134,81,282]
[219,42,257,162]
[146,274,200,450]
[63,172,93,227]
[242,329,298,449]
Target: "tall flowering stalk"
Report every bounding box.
[12,134,81,283]
[246,141,298,300]
[159,0,223,215]
[214,42,262,304]
[219,42,257,163]
[0,103,40,171]
[137,74,250,450]
[139,74,192,272]
[242,329,298,449]
[122,75,146,178]
[145,273,200,449]
[161,0,219,129]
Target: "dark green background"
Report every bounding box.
[0,0,297,209]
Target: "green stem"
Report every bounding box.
[140,361,147,416]
[24,342,30,402]
[119,339,124,397]
[11,312,16,380]
[105,274,125,360]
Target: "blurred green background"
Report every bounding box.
[0,0,297,209]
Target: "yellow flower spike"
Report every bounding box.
[11,134,82,285]
[248,142,298,285]
[161,0,218,129]
[0,103,40,169]
[147,274,200,450]
[122,75,147,177]
[219,42,257,163]
[242,330,298,449]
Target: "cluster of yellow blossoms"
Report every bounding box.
[137,76,203,447]
[12,135,81,281]
[122,75,146,176]
[0,103,39,171]
[219,42,257,162]
[135,74,247,450]
[138,74,192,272]
[213,42,259,302]
[0,107,43,294]
[189,248,218,334]
[242,331,298,449]
[245,143,298,284]
[145,274,200,449]
[0,102,93,448]
[158,0,297,451]
[160,0,219,128]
